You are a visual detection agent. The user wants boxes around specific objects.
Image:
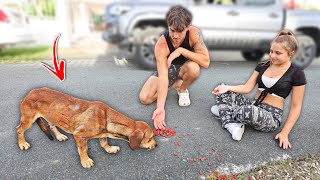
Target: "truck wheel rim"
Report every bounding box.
[294,42,314,67]
[140,36,157,64]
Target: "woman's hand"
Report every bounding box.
[275,132,292,149]
[212,84,229,95]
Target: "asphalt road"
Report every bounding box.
[0,55,319,179]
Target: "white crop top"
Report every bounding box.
[258,75,282,98]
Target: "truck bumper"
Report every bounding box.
[102,22,125,44]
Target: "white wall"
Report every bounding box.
[28,18,59,46]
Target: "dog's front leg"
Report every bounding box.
[74,136,93,168]
[99,137,120,153]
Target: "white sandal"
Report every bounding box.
[177,89,191,107]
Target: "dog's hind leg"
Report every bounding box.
[16,115,36,150]
[99,137,120,153]
[48,123,68,141]
[74,135,94,168]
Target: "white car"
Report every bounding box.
[0,8,33,49]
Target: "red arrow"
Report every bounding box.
[41,34,65,81]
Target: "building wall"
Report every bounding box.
[29,0,112,47]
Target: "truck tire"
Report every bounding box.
[292,34,316,69]
[241,50,265,61]
[132,26,165,70]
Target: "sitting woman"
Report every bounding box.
[211,29,306,149]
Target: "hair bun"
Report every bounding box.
[279,29,293,36]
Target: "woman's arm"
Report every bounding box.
[275,85,305,149]
[212,71,259,95]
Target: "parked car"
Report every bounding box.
[0,8,33,50]
[103,0,320,69]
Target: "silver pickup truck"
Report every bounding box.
[103,0,320,69]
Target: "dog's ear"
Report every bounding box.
[128,129,144,150]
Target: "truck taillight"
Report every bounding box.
[0,10,9,23]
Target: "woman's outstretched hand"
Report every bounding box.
[212,84,229,95]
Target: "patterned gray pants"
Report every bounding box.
[216,92,283,132]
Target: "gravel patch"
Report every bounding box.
[206,153,320,179]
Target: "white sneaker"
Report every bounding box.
[210,105,220,117]
[225,123,245,141]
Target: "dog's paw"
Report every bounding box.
[56,134,68,142]
[105,146,120,153]
[18,142,30,150]
[81,158,94,168]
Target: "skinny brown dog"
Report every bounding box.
[16,87,157,168]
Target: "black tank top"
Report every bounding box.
[163,30,193,65]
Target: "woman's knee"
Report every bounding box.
[234,105,255,121]
[216,90,232,98]
[239,105,279,132]
[216,91,235,105]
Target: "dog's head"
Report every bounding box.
[128,121,157,150]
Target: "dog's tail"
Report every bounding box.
[36,118,54,140]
